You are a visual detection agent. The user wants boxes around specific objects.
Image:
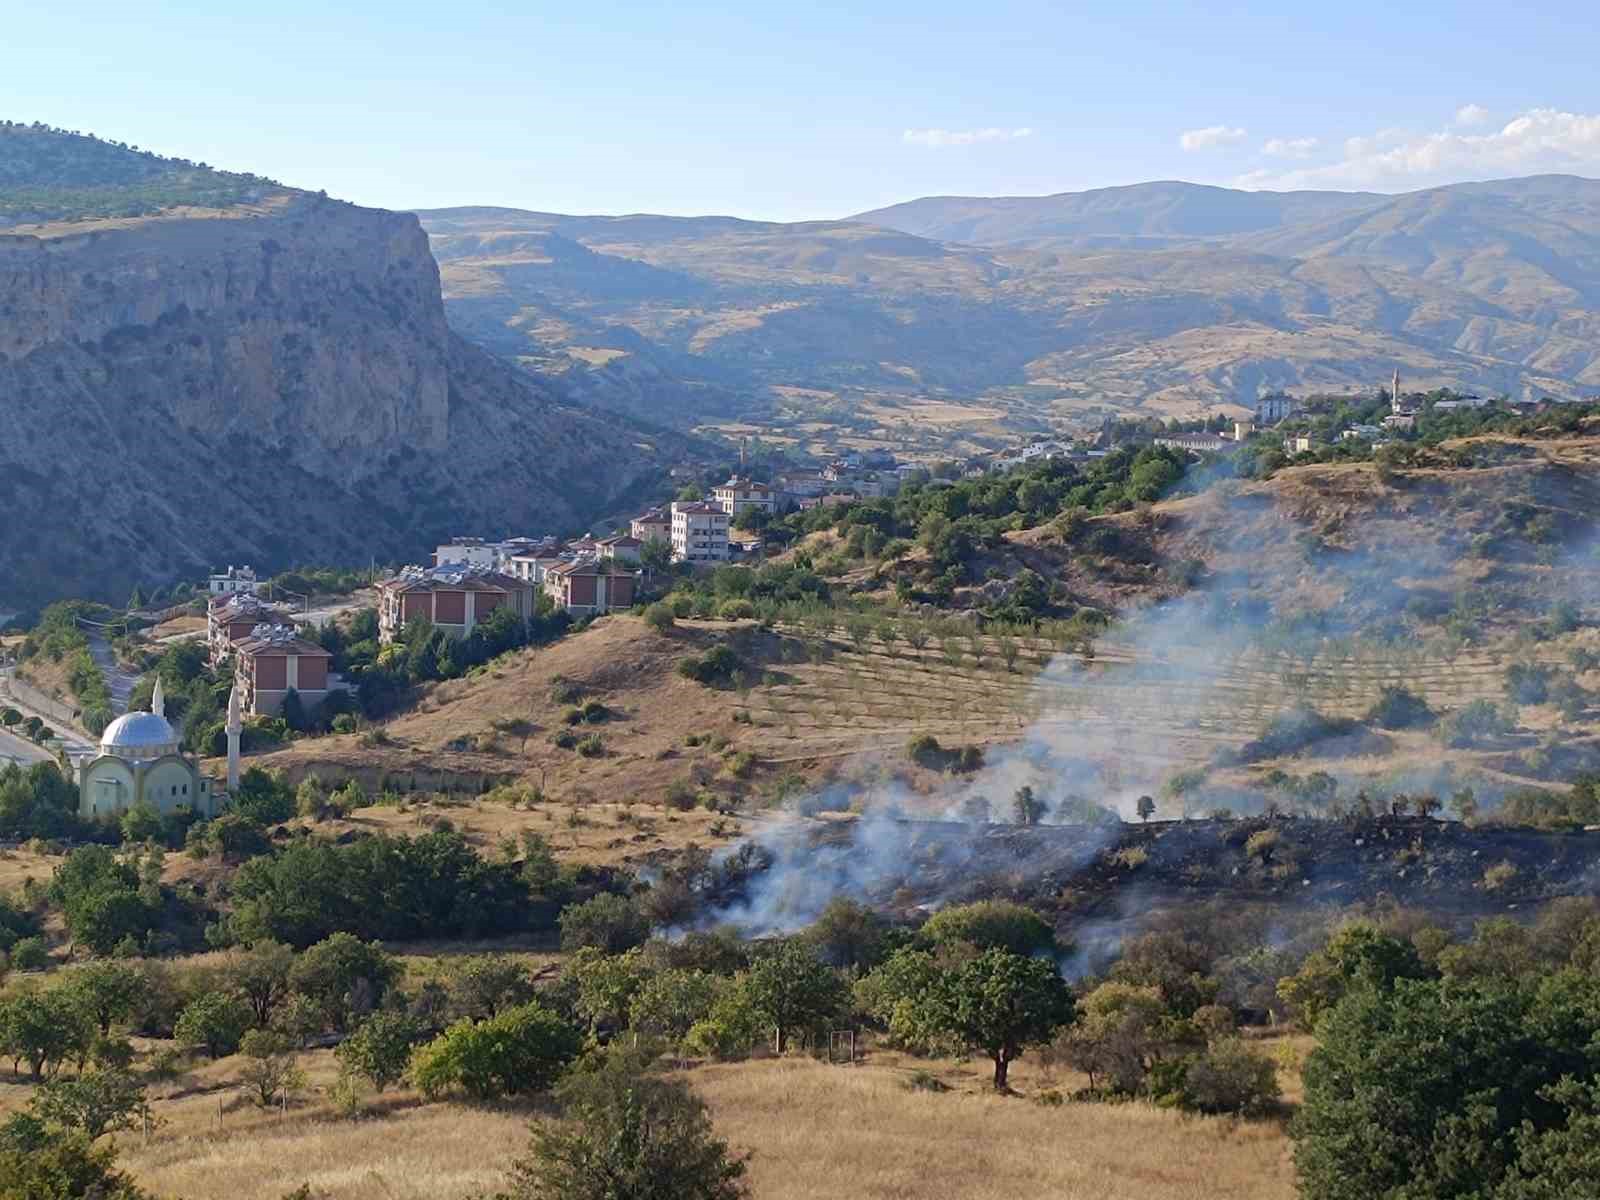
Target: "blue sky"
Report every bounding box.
[5,0,1598,220]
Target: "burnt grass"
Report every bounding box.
[723,815,1600,930]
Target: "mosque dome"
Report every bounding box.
[100,711,180,759]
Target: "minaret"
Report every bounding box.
[151,676,165,719]
[225,682,242,792]
[1392,368,1402,414]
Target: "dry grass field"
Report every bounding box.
[29,1039,1302,1200]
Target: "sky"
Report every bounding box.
[5,0,1599,221]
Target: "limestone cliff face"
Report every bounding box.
[0,195,449,476]
[0,196,677,609]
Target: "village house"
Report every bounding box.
[1341,424,1384,441]
[712,475,777,519]
[1256,395,1297,425]
[233,624,334,717]
[597,533,642,563]
[207,565,262,597]
[1282,433,1317,455]
[207,592,291,666]
[774,470,826,502]
[543,558,639,616]
[433,535,557,573]
[671,500,731,563]
[377,564,537,644]
[630,507,673,544]
[1154,432,1234,454]
[1383,413,1417,432]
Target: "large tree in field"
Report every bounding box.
[743,939,848,1054]
[934,948,1075,1090]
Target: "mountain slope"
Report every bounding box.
[0,131,680,609]
[851,180,1386,248]
[418,177,1600,426]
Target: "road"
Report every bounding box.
[0,723,50,767]
[0,665,98,761]
[85,631,138,714]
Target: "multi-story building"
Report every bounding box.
[1256,394,1297,426]
[233,624,334,717]
[207,565,262,597]
[377,564,537,644]
[207,593,291,666]
[630,508,672,544]
[544,559,639,616]
[597,534,643,563]
[433,536,558,573]
[671,501,731,564]
[712,476,777,519]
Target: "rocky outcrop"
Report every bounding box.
[0,195,676,609]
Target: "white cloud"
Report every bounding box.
[1180,125,1248,152]
[1235,107,1600,190]
[1455,103,1490,127]
[1262,136,1320,159]
[902,127,1033,148]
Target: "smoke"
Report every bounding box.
[702,452,1594,936]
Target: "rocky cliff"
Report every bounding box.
[0,193,677,609]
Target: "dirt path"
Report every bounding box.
[85,631,138,715]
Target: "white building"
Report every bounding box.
[433,536,558,573]
[712,476,777,519]
[208,565,262,596]
[1340,424,1384,441]
[1256,395,1297,425]
[671,501,731,564]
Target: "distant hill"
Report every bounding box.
[0,121,287,225]
[0,126,686,609]
[851,180,1386,248]
[417,175,1600,425]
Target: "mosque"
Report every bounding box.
[75,677,240,821]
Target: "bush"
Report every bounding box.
[1441,699,1515,747]
[1366,686,1433,730]
[559,893,650,954]
[678,645,740,686]
[576,734,606,758]
[174,991,252,1058]
[10,935,48,971]
[644,603,677,633]
[410,1002,580,1100]
[1164,1038,1278,1116]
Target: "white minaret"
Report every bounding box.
[1391,367,1402,414]
[151,676,165,719]
[225,682,243,792]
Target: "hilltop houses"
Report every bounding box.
[377,564,537,644]
[544,558,638,616]
[207,565,262,597]
[712,476,777,519]
[671,501,731,563]
[630,508,672,544]
[233,624,334,717]
[208,592,290,665]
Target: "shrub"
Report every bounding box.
[1243,829,1280,861]
[174,991,252,1059]
[10,935,48,971]
[410,1002,581,1100]
[1441,699,1515,747]
[1482,860,1518,891]
[576,734,606,758]
[678,646,741,686]
[559,893,650,954]
[337,1012,423,1093]
[1366,686,1433,730]
[644,603,677,634]
[1164,1038,1278,1116]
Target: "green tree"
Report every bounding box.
[0,1131,153,1200]
[410,1002,581,1101]
[287,933,399,1030]
[558,893,650,955]
[336,1011,421,1093]
[237,1029,306,1107]
[117,802,162,844]
[174,991,252,1059]
[804,897,891,970]
[629,970,723,1043]
[494,1052,747,1200]
[1136,795,1156,822]
[743,939,847,1054]
[934,948,1075,1090]
[1011,785,1045,826]
[448,955,534,1020]
[225,940,296,1027]
[922,899,1057,957]
[62,961,150,1037]
[0,989,91,1080]
[31,1069,150,1140]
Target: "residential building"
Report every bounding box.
[712,476,777,518]
[1154,432,1233,454]
[1282,433,1316,455]
[433,536,558,573]
[597,534,642,563]
[543,558,639,615]
[631,507,673,543]
[1383,413,1417,432]
[1233,420,1256,441]
[207,565,262,596]
[671,501,731,564]
[775,470,827,500]
[1341,424,1384,441]
[1433,396,1491,411]
[233,624,334,717]
[1255,395,1297,425]
[377,564,537,644]
[207,592,290,666]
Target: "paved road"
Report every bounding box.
[0,666,98,761]
[0,723,50,767]
[85,631,138,714]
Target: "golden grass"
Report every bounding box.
[97,1045,1299,1200]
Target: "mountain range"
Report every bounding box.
[421,174,1600,425]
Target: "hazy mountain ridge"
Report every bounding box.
[419,176,1600,422]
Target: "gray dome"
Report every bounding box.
[100,711,179,759]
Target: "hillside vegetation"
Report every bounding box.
[0,121,285,224]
